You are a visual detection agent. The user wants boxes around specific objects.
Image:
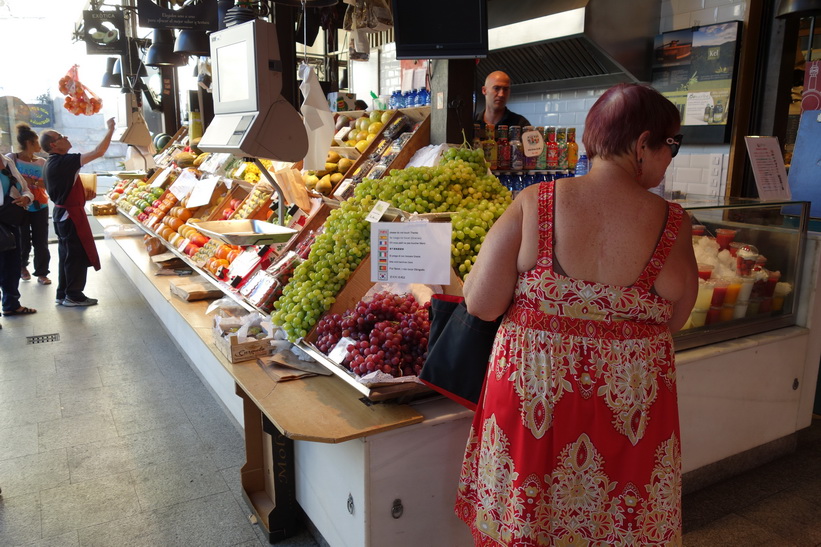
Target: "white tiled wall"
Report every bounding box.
[499,0,747,196]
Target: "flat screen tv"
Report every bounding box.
[391,0,488,59]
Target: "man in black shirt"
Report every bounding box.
[40,118,115,307]
[474,71,530,128]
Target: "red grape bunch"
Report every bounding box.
[314,291,431,378]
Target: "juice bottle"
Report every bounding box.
[472,123,483,150]
[556,127,568,170]
[566,127,579,169]
[509,126,523,171]
[497,125,510,170]
[482,124,497,170]
[535,126,547,170]
[523,126,537,171]
[545,126,559,169]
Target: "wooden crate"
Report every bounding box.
[332,107,431,195]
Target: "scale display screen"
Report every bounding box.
[216,42,249,104]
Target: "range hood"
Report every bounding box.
[478,0,661,92]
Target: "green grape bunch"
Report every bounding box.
[272,145,512,341]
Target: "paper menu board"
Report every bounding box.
[370,222,452,285]
[744,136,791,201]
[187,175,220,208]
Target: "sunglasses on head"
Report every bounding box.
[666,134,683,158]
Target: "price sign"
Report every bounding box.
[370,221,452,285]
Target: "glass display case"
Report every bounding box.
[674,196,810,350]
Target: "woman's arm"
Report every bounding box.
[463,196,524,321]
[666,214,698,333]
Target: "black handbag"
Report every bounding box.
[0,222,16,252]
[420,294,502,411]
[0,197,26,226]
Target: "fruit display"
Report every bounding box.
[314,292,430,378]
[273,145,511,341]
[339,110,394,153]
[231,184,273,220]
[302,150,354,195]
[235,158,274,184]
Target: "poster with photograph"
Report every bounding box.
[652,21,741,143]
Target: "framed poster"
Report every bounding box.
[651,21,742,144]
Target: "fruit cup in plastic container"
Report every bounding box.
[736,244,759,276]
[759,297,773,313]
[697,263,714,281]
[733,300,749,319]
[710,279,729,307]
[719,305,735,322]
[705,306,722,325]
[728,241,743,257]
[746,297,762,317]
[691,224,706,236]
[772,282,792,311]
[715,228,737,251]
[764,270,781,297]
[724,277,743,306]
[694,279,714,310]
[738,276,755,302]
[690,307,708,328]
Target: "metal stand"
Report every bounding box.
[248,157,286,226]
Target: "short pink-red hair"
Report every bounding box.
[582,84,681,160]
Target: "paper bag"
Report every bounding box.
[298,63,335,171]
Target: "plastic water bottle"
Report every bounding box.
[389,90,400,109]
[401,90,410,108]
[574,154,589,177]
[409,89,418,107]
[418,88,430,106]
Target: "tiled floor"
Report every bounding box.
[1,238,820,546]
[0,242,319,547]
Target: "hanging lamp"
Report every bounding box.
[146,29,187,67]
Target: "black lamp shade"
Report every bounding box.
[777,0,821,17]
[146,29,187,67]
[174,30,211,56]
[101,57,122,88]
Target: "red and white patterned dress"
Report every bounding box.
[456,181,684,546]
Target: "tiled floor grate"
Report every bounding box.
[27,333,60,344]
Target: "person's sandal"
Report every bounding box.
[3,306,37,316]
[37,277,52,285]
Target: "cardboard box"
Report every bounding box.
[213,322,274,363]
[328,92,356,112]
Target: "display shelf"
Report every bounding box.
[116,208,257,314]
[98,213,425,442]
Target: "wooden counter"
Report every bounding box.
[97,214,424,443]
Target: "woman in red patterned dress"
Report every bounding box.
[455,84,698,546]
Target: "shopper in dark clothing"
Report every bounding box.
[474,70,530,127]
[0,154,36,321]
[8,123,51,285]
[40,118,115,307]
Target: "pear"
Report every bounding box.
[316,175,333,195]
[337,157,353,174]
[325,162,339,172]
[327,150,341,163]
[305,174,319,190]
[330,172,344,184]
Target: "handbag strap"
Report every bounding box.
[535,180,555,270]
